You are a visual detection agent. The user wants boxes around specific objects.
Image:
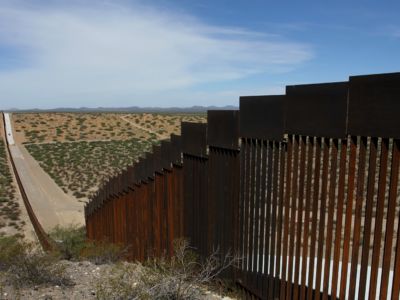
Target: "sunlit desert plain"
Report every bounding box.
[12,112,206,200]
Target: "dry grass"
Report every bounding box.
[0,235,72,288]
[13,113,152,143]
[1,229,238,299]
[13,112,206,144]
[96,239,240,300]
[122,113,206,139]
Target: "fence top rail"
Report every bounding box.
[239,95,285,141]
[285,81,348,138]
[181,122,207,157]
[207,110,239,150]
[153,145,163,174]
[160,140,173,170]
[238,72,400,140]
[348,72,400,138]
[170,134,183,165]
[144,152,155,180]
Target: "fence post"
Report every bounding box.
[182,122,208,256]
[285,82,348,300]
[207,110,239,279]
[238,95,285,299]
[346,73,400,300]
[170,134,184,246]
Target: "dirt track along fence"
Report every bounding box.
[85,72,400,299]
[1,112,54,251]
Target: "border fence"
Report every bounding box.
[85,72,400,299]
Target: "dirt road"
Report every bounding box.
[119,115,165,139]
[5,113,84,231]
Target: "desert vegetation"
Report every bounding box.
[26,138,156,200]
[95,239,239,300]
[0,228,124,298]
[122,113,206,139]
[0,235,72,289]
[12,112,205,199]
[0,140,24,235]
[13,113,152,143]
[13,112,206,144]
[0,227,238,299]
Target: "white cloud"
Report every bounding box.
[0,1,312,108]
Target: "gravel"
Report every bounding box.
[0,260,235,300]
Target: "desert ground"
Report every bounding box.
[0,114,35,239]
[12,112,205,144]
[11,112,206,201]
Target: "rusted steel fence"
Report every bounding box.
[207,111,240,279]
[86,134,183,260]
[85,72,400,299]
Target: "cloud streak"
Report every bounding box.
[0,1,312,108]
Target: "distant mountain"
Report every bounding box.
[6,105,238,113]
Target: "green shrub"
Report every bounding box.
[49,225,126,264]
[0,236,25,271]
[49,225,87,260]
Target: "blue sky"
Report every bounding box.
[0,0,399,109]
